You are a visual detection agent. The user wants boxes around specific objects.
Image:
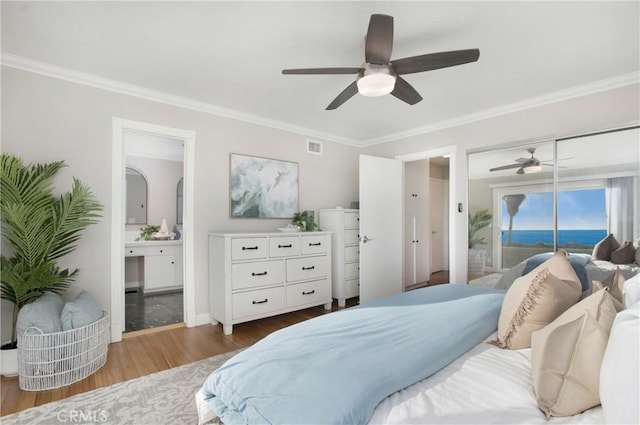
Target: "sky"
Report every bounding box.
[500,188,606,230]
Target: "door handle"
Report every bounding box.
[361,235,373,244]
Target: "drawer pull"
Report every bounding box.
[242,246,259,251]
[278,244,292,248]
[308,242,321,246]
[252,298,268,305]
[251,271,268,276]
[302,266,315,271]
[302,290,316,295]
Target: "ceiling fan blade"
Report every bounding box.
[392,49,480,75]
[326,81,359,110]
[391,76,423,105]
[282,67,362,75]
[489,163,523,172]
[516,167,525,175]
[365,14,394,64]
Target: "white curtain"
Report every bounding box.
[606,176,635,242]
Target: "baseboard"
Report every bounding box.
[195,313,212,327]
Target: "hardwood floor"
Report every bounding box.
[1,300,355,417]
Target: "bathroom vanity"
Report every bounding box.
[125,240,183,293]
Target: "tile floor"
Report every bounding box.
[124,289,183,332]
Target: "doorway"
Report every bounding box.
[396,146,455,290]
[403,156,450,289]
[111,118,196,342]
[124,131,185,332]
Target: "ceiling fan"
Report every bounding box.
[489,148,568,175]
[282,14,480,110]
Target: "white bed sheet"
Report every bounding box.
[369,334,603,424]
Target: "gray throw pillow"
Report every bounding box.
[592,234,620,261]
[16,291,64,335]
[61,291,103,330]
[611,241,635,264]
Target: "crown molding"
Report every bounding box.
[0,53,357,146]
[3,53,638,148]
[359,71,640,147]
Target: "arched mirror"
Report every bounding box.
[177,177,184,225]
[126,167,147,224]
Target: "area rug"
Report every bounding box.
[1,350,240,425]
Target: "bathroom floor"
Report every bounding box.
[124,289,183,332]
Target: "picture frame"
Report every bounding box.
[229,153,299,218]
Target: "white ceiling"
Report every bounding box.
[2,1,639,146]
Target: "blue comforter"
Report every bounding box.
[201,284,505,425]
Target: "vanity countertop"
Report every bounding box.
[125,240,183,248]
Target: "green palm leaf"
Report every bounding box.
[0,154,102,345]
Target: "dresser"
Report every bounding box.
[208,232,332,334]
[318,209,360,307]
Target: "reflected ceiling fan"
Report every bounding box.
[489,148,570,175]
[282,14,480,110]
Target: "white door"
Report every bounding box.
[430,178,449,272]
[359,155,404,304]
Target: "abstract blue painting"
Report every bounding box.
[230,154,299,218]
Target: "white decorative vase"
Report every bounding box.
[1,346,19,377]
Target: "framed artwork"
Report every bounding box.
[230,153,299,218]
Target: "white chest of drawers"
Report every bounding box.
[209,232,332,334]
[318,209,360,307]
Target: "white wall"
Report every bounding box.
[0,67,360,341]
[363,83,640,283]
[1,65,637,341]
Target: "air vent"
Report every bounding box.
[307,140,323,155]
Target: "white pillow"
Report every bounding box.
[623,274,640,309]
[600,302,640,425]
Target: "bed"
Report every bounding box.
[195,277,640,424]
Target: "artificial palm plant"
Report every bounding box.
[468,209,493,249]
[0,154,102,348]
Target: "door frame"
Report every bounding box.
[395,146,461,283]
[111,118,196,342]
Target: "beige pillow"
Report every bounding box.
[531,289,619,417]
[597,268,626,305]
[611,241,635,264]
[494,252,582,349]
[592,234,620,261]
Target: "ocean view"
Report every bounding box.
[501,229,607,247]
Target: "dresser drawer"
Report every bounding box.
[344,246,359,262]
[269,236,301,257]
[344,229,360,245]
[231,237,268,261]
[301,234,329,255]
[345,261,359,280]
[286,279,330,308]
[345,278,359,298]
[231,260,284,290]
[344,212,359,228]
[232,286,285,319]
[125,245,176,257]
[286,256,328,282]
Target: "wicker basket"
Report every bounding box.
[17,312,110,391]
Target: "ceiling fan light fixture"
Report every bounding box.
[523,164,543,174]
[357,64,396,97]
